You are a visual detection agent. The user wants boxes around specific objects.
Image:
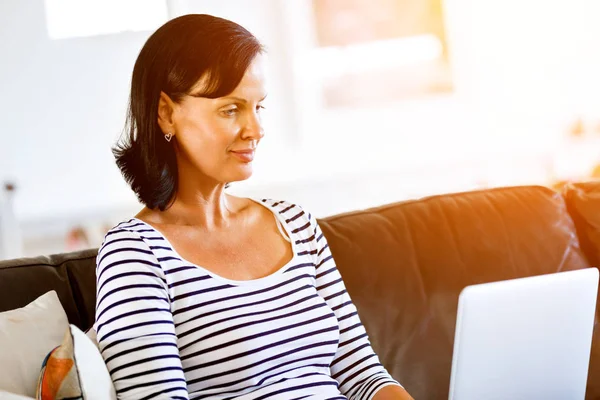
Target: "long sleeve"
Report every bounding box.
[95,227,189,400]
[310,215,402,400]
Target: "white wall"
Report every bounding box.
[447,0,600,145]
[0,0,145,223]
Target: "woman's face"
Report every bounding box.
[166,55,267,186]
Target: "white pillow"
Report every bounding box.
[0,390,35,399]
[0,291,69,397]
[70,325,116,399]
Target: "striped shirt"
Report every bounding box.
[94,199,401,399]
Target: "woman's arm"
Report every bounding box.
[308,211,413,400]
[372,385,415,400]
[95,227,189,399]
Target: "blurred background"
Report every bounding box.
[1,0,600,259]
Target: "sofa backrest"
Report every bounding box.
[318,185,592,399]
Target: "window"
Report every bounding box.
[310,0,452,108]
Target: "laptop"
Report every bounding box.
[449,268,599,400]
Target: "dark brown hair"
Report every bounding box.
[113,14,264,210]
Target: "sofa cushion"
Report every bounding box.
[563,181,600,267]
[319,185,591,400]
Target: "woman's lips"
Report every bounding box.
[230,150,255,162]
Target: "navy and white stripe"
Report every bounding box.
[94,199,401,399]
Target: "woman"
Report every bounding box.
[95,14,413,400]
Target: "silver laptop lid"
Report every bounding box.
[449,268,598,400]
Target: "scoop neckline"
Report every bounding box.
[131,198,300,286]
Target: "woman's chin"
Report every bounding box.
[227,166,254,183]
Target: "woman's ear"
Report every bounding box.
[157,91,176,135]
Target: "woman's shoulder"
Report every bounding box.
[255,197,318,238]
[103,218,148,238]
[98,218,154,254]
[96,218,166,272]
[256,198,314,220]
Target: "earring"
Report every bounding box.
[164,132,173,142]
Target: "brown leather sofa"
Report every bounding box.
[2,182,600,399]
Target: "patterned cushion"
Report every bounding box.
[36,329,81,400]
[36,325,116,400]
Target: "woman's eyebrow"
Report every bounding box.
[219,94,268,103]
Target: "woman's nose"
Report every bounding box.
[242,113,264,140]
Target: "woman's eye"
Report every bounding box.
[256,105,265,113]
[221,107,238,117]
